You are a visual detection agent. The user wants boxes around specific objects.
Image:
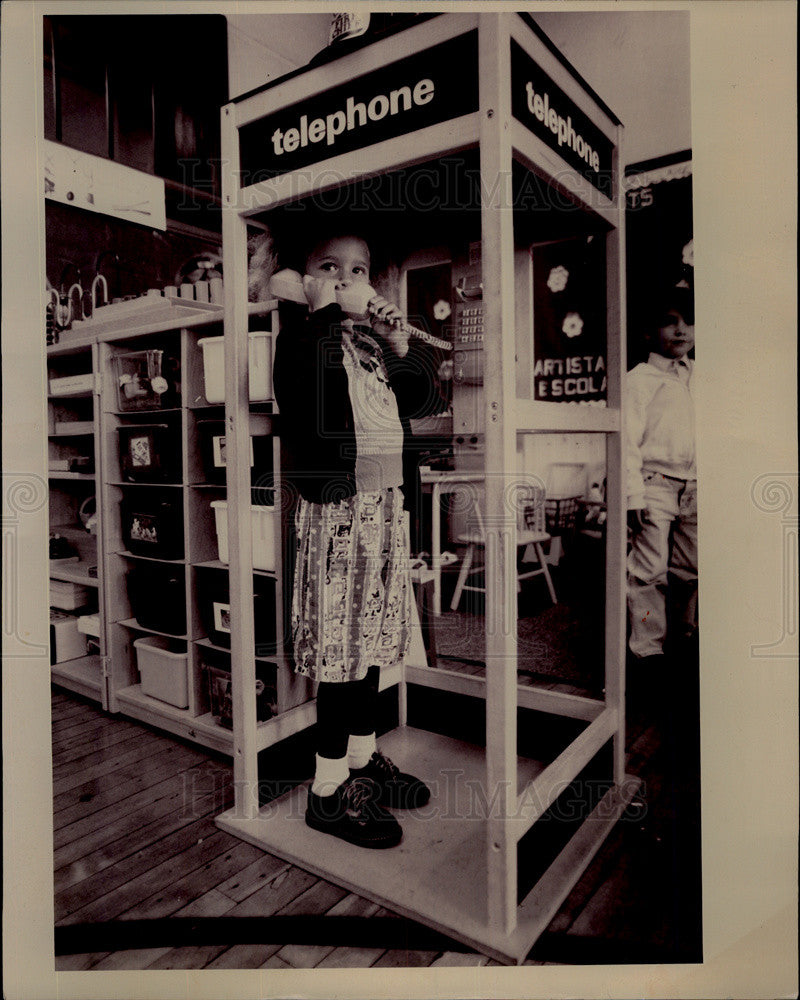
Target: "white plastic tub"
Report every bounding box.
[211,500,275,571]
[134,635,189,709]
[49,373,94,397]
[197,331,273,403]
[76,613,101,637]
[50,611,86,663]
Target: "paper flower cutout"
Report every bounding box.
[547,265,569,293]
[433,299,451,321]
[682,239,694,267]
[562,312,584,338]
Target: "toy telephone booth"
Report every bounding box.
[217,12,638,964]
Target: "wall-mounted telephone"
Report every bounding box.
[451,245,485,436]
[269,269,452,351]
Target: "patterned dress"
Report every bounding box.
[291,327,411,683]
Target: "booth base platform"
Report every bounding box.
[215,726,640,964]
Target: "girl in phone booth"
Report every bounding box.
[260,224,437,849]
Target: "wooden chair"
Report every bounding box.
[449,483,558,611]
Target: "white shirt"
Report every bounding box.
[625,352,695,509]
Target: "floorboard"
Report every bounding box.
[213,853,292,904]
[54,765,220,849]
[118,839,266,922]
[53,762,230,870]
[60,828,237,925]
[204,943,283,969]
[53,789,230,893]
[53,735,184,792]
[89,948,172,971]
[53,744,206,827]
[54,815,221,921]
[51,648,701,969]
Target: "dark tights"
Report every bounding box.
[315,665,380,759]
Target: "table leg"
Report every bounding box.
[432,483,442,616]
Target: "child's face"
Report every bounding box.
[305,236,371,288]
[654,308,694,359]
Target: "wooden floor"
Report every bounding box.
[52,653,701,970]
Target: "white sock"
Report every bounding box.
[311,753,349,797]
[348,732,377,770]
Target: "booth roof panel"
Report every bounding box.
[229,13,442,107]
[508,18,620,150]
[229,13,478,127]
[516,13,622,128]
[230,13,621,132]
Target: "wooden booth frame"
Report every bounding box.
[214,12,639,964]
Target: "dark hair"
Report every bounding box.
[247,215,394,303]
[271,215,390,279]
[649,283,695,330]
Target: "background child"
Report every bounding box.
[271,224,436,849]
[625,284,697,668]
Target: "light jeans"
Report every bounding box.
[627,470,698,658]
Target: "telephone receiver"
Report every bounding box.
[268,269,453,351]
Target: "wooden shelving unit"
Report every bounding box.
[51,653,105,701]
[47,298,318,755]
[47,343,106,704]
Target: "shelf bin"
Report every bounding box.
[127,563,186,635]
[50,610,86,663]
[197,420,273,487]
[197,332,273,404]
[114,348,180,411]
[211,500,275,571]
[205,661,277,729]
[49,373,94,397]
[121,491,184,559]
[118,423,181,483]
[50,578,91,611]
[544,496,582,536]
[197,568,276,654]
[134,635,190,709]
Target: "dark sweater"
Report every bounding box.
[272,302,438,519]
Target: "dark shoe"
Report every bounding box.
[305,776,402,849]
[350,751,431,810]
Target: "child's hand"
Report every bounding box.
[369,295,409,357]
[303,274,338,313]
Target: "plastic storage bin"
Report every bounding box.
[118,423,181,483]
[76,613,101,637]
[77,613,101,655]
[50,579,90,611]
[127,563,186,635]
[121,492,184,559]
[197,569,276,654]
[49,373,94,397]
[197,420,273,487]
[134,636,189,709]
[114,349,181,411]
[211,501,275,571]
[544,496,581,535]
[205,661,277,729]
[50,610,86,663]
[197,332,273,404]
